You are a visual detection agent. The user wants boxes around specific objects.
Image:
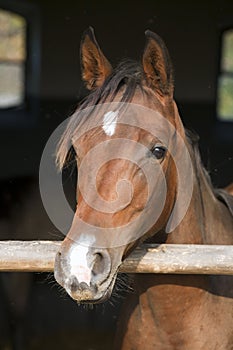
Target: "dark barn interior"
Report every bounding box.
[0,0,232,349]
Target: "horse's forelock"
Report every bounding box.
[56,60,145,170]
[56,117,78,170]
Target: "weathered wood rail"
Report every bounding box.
[0,241,233,275]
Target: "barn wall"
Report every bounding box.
[38,0,229,103]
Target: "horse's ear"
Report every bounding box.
[80,27,112,90]
[142,30,174,97]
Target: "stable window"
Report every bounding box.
[217,29,233,121]
[0,0,40,127]
[0,9,26,108]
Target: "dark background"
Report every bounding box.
[0,0,232,349]
[0,0,232,185]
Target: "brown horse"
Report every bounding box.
[54,28,233,349]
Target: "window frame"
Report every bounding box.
[0,0,40,128]
[214,25,233,144]
[216,26,233,122]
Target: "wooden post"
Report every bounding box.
[0,241,233,275]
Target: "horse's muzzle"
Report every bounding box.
[54,243,117,303]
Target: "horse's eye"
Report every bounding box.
[150,146,167,160]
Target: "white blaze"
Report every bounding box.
[102,110,119,136]
[69,234,95,286]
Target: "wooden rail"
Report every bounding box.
[0,241,233,275]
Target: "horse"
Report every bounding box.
[54,28,233,349]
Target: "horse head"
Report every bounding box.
[54,28,192,303]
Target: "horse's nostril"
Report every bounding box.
[69,275,79,292]
[91,250,111,281]
[92,252,104,275]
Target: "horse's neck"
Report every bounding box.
[127,148,233,344]
[166,149,233,245]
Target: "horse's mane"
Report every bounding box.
[82,59,143,108]
[185,129,215,189]
[185,129,233,213]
